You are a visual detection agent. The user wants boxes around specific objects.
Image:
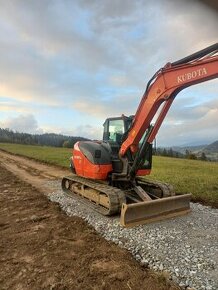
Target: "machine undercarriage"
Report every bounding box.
[62,175,191,227]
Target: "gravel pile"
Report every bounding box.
[48,181,218,290]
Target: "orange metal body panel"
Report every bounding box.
[120,53,218,156]
[73,142,112,180]
[136,169,151,176]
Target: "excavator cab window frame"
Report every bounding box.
[103,117,125,144]
[108,119,124,143]
[103,116,134,143]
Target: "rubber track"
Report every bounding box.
[136,177,175,197]
[62,175,126,216]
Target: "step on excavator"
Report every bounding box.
[62,43,218,227]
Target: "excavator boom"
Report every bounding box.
[120,43,218,157]
[119,43,218,226]
[118,43,218,226]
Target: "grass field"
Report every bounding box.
[0,143,72,168]
[149,156,218,206]
[0,142,217,206]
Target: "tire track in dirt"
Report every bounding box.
[0,149,68,194]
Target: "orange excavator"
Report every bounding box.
[62,43,218,227]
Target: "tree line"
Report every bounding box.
[0,128,88,148]
[0,128,209,161]
[154,147,182,158]
[154,147,208,161]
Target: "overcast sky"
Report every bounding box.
[0,0,217,146]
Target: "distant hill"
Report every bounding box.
[172,140,218,161]
[172,144,207,155]
[204,140,218,153]
[0,128,89,148]
[200,140,218,161]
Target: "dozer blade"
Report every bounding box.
[120,194,191,227]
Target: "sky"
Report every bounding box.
[0,0,217,146]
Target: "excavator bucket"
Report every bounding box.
[120,194,192,227]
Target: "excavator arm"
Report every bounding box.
[120,43,218,162]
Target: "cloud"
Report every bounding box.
[157,98,218,146]
[42,123,102,140]
[71,124,102,140]
[0,0,217,145]
[0,101,30,113]
[0,114,43,134]
[72,91,140,119]
[0,0,217,104]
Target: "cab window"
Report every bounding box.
[108,119,124,143]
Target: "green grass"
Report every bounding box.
[0,143,217,206]
[149,156,218,206]
[0,143,72,168]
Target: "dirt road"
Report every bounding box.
[0,150,179,290]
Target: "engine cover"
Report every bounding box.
[72,141,112,180]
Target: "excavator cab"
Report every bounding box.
[103,116,130,144]
[103,116,152,175]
